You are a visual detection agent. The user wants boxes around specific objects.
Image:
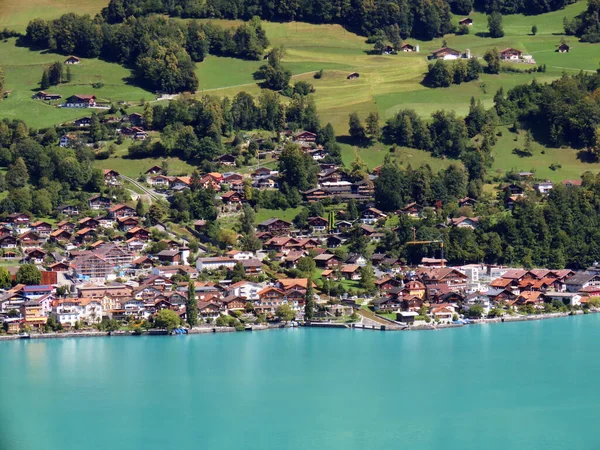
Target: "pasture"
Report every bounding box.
[0,0,599,180]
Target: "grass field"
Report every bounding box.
[0,38,154,128]
[1,0,600,179]
[0,0,107,32]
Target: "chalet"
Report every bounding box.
[458,197,477,208]
[431,306,454,322]
[534,181,554,195]
[375,276,399,291]
[74,116,92,127]
[23,248,46,264]
[264,236,295,252]
[214,154,237,166]
[257,286,287,311]
[88,195,112,210]
[117,217,139,232]
[59,134,77,148]
[64,94,96,108]
[64,56,81,64]
[57,204,80,216]
[75,228,96,243]
[399,202,423,217]
[193,220,207,233]
[49,229,72,242]
[430,47,463,60]
[293,131,317,143]
[557,43,570,53]
[241,259,263,274]
[562,179,582,188]
[30,221,52,237]
[307,216,328,232]
[19,231,41,248]
[156,250,181,265]
[503,184,524,196]
[221,191,244,204]
[126,227,149,241]
[372,297,403,312]
[171,176,192,191]
[104,169,120,186]
[33,91,62,101]
[145,165,163,175]
[78,217,100,230]
[347,72,360,80]
[313,253,340,269]
[148,175,173,188]
[327,235,343,248]
[198,302,221,321]
[360,207,387,225]
[341,264,361,280]
[565,273,600,293]
[120,126,148,140]
[128,113,144,126]
[8,213,30,226]
[47,261,70,273]
[252,167,274,179]
[448,216,479,229]
[500,48,522,61]
[401,43,418,52]
[108,204,136,219]
[458,17,473,26]
[516,291,545,308]
[222,295,246,311]
[257,218,292,235]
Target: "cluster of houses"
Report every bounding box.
[59,113,148,147]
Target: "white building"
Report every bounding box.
[196,257,237,272]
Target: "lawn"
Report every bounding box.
[93,141,196,179]
[255,207,303,224]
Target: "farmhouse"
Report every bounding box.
[401,43,418,52]
[557,43,570,53]
[64,95,96,108]
[458,17,473,26]
[430,47,463,60]
[347,72,360,80]
[33,91,62,101]
[64,56,81,64]
[500,48,522,61]
[59,134,77,148]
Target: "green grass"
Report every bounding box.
[0,0,107,32]
[0,38,154,129]
[490,126,600,181]
[93,141,196,178]
[255,207,302,224]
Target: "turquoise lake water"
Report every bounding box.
[2,315,600,450]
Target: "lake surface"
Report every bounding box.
[2,315,600,450]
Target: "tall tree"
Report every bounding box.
[304,279,315,320]
[187,281,198,327]
[366,111,381,139]
[348,112,366,141]
[488,12,504,38]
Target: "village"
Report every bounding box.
[0,143,597,335]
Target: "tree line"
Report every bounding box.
[25,14,269,93]
[564,0,600,42]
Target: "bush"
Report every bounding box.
[314,69,323,79]
[92,82,104,89]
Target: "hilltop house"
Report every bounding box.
[64,95,96,108]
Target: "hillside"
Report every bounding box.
[0,0,599,181]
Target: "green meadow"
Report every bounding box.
[0,0,599,180]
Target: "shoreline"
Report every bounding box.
[0,310,593,342]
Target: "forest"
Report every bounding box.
[100,0,580,40]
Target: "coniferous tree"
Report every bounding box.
[40,69,50,90]
[187,281,198,327]
[304,280,315,320]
